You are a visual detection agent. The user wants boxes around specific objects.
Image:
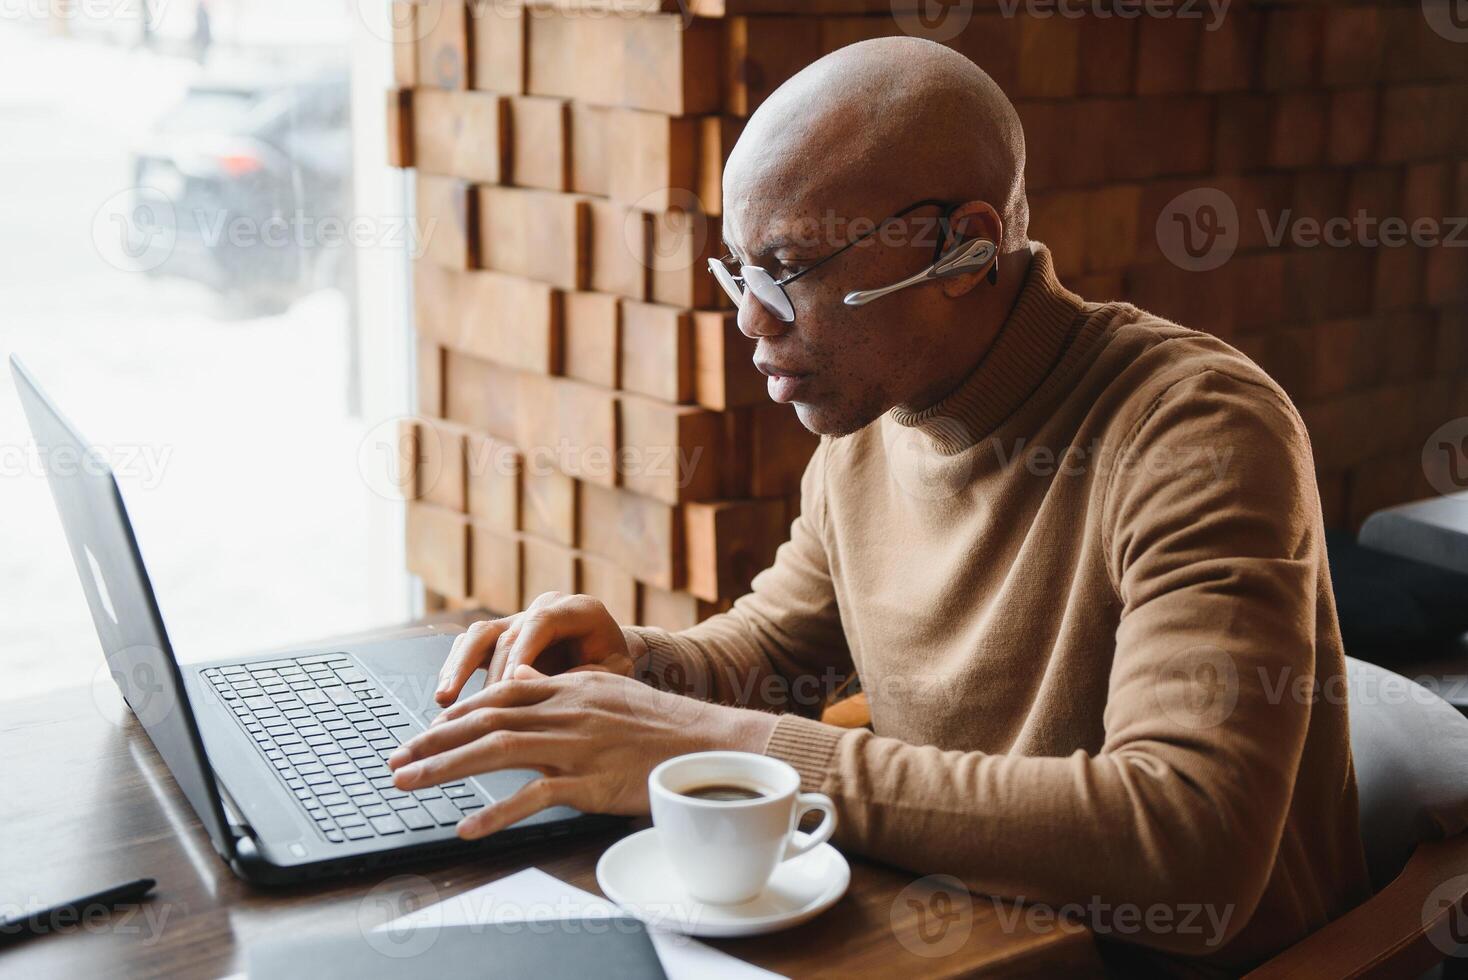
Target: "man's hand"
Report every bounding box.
[435,592,647,707]
[390,665,779,839]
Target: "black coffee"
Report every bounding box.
[679,782,768,802]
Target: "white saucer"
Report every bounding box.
[595,826,850,938]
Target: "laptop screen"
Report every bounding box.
[11,355,235,860]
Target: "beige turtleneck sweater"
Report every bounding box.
[628,244,1370,970]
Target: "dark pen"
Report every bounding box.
[0,877,157,945]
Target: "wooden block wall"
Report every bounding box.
[391,1,819,629]
[393,0,1468,632]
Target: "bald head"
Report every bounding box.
[720,37,1034,440]
[724,36,1028,252]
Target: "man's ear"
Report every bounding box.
[940,200,1002,299]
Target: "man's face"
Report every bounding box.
[723,192,954,437]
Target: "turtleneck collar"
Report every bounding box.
[887,242,1087,455]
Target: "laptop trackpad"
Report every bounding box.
[351,636,540,805]
[350,633,462,720]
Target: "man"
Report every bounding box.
[388,37,1370,971]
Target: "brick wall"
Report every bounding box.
[387,0,1468,621]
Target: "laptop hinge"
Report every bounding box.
[215,778,254,842]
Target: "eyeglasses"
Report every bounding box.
[707,198,999,324]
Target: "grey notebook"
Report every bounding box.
[246,917,668,979]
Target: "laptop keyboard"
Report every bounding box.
[203,653,485,844]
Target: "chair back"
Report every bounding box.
[1347,657,1468,889]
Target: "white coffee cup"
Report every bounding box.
[648,751,837,905]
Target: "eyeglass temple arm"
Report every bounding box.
[842,237,998,308]
[778,198,960,290]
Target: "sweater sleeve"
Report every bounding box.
[759,371,1324,957]
[626,437,854,716]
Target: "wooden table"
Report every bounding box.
[0,654,1100,978]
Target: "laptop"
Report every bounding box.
[11,355,615,884]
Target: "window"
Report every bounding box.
[0,3,413,702]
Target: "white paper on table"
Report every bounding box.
[380,867,786,980]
